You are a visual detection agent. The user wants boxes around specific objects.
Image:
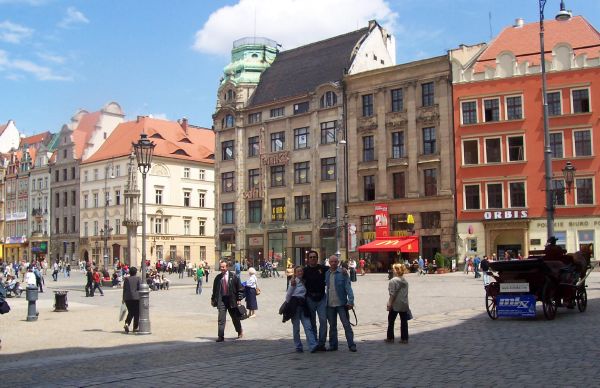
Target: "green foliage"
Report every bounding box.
[434,252,446,268]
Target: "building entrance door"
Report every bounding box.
[497,244,521,260]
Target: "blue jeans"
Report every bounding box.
[292,305,317,351]
[326,305,355,349]
[306,296,327,347]
[196,279,203,294]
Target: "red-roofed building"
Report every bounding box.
[79,116,215,268]
[450,15,600,260]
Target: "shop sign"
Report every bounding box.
[248,236,264,247]
[261,151,290,166]
[347,223,357,252]
[294,234,311,245]
[242,187,262,199]
[151,236,175,241]
[6,236,27,244]
[484,210,528,220]
[6,212,27,221]
[375,203,389,238]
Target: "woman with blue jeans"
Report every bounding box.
[286,266,318,353]
[386,263,410,344]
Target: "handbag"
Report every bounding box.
[255,287,261,296]
[236,304,248,319]
[0,300,11,315]
[407,309,413,320]
[119,302,127,321]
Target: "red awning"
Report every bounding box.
[358,236,419,253]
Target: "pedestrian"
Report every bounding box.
[85,266,93,297]
[234,260,241,277]
[25,266,37,289]
[0,276,7,349]
[272,260,280,277]
[481,255,490,286]
[204,263,210,283]
[92,268,104,296]
[473,255,481,278]
[385,263,410,344]
[464,256,471,274]
[325,255,356,352]
[211,261,244,342]
[285,266,318,353]
[302,250,329,352]
[122,266,141,333]
[195,265,204,295]
[418,256,425,275]
[52,260,59,281]
[349,258,357,282]
[66,263,71,278]
[33,265,43,292]
[245,267,258,318]
[359,257,366,276]
[285,263,294,290]
[178,260,185,279]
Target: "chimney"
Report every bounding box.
[136,115,144,123]
[514,18,524,28]
[181,117,188,135]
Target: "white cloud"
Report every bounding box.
[148,113,168,120]
[0,20,33,43]
[58,7,89,29]
[0,49,71,81]
[36,51,66,64]
[193,0,398,56]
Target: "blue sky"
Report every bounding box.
[1,0,599,135]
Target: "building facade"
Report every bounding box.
[213,21,396,267]
[451,16,600,259]
[345,55,456,269]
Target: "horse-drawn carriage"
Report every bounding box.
[485,243,594,320]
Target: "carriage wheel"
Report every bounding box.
[542,281,557,320]
[576,286,587,312]
[485,283,499,320]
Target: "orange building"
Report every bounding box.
[450,15,600,259]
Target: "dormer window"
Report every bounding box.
[222,114,235,129]
[227,89,235,101]
[320,91,338,108]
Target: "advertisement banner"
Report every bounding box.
[496,294,536,318]
[347,223,357,252]
[374,203,389,238]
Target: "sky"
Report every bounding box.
[1,0,599,136]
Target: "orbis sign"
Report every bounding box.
[484,210,528,220]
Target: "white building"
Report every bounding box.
[0,120,21,153]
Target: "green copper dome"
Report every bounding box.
[221,37,278,85]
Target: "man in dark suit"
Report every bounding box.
[211,261,244,342]
[122,266,141,333]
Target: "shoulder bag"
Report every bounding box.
[0,300,11,315]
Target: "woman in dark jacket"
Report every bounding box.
[122,267,141,333]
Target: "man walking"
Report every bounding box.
[211,261,244,342]
[302,250,329,352]
[325,255,356,352]
[473,255,481,278]
[481,255,490,286]
[123,267,141,333]
[196,265,204,295]
[92,268,104,296]
[52,260,59,281]
[85,266,93,297]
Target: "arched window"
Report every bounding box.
[224,114,234,128]
[320,91,337,108]
[227,89,235,101]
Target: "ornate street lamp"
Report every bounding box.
[562,161,576,193]
[102,161,114,271]
[540,0,571,239]
[335,128,346,258]
[133,132,155,335]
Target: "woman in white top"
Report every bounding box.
[245,267,258,317]
[285,266,318,353]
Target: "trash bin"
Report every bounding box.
[26,285,39,321]
[54,290,68,312]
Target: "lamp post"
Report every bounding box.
[102,161,114,271]
[540,0,572,239]
[133,133,155,335]
[335,129,347,258]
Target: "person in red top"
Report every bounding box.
[92,268,104,296]
[359,258,366,276]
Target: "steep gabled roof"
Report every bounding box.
[72,111,101,160]
[20,131,51,148]
[249,28,368,106]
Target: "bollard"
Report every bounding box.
[25,285,39,321]
[53,291,68,312]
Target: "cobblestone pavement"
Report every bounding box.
[1,269,599,387]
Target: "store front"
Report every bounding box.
[247,235,263,269]
[358,236,419,272]
[292,232,312,266]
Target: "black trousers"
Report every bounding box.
[217,296,242,338]
[125,300,140,330]
[387,310,409,341]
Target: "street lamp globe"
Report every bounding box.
[134,133,155,173]
[555,0,572,21]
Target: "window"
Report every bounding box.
[200,246,206,261]
[422,127,436,155]
[84,171,88,182]
[321,157,336,181]
[294,162,310,184]
[485,138,501,163]
[248,169,260,189]
[362,94,373,117]
[156,245,163,260]
[199,192,206,208]
[94,169,98,180]
[63,149,67,159]
[576,178,594,205]
[547,91,562,116]
[464,184,481,210]
[55,218,59,234]
[509,182,526,207]
[222,140,234,160]
[248,112,262,124]
[392,172,405,199]
[578,230,595,252]
[483,98,500,122]
[114,165,120,177]
[84,222,88,237]
[71,167,76,179]
[94,221,98,236]
[55,192,60,208]
[270,107,285,118]
[321,193,336,218]
[391,132,404,159]
[271,198,286,221]
[361,215,375,232]
[550,133,564,158]
[71,216,76,233]
[199,169,205,180]
[295,195,310,220]
[155,189,163,204]
[183,167,190,178]
[270,165,285,187]
[55,170,59,182]
[184,246,190,261]
[424,169,437,196]
[248,200,262,223]
[63,168,67,181]
[93,193,98,207]
[320,91,337,108]
[507,136,524,161]
[294,127,309,150]
[83,194,88,209]
[363,136,375,162]
[320,121,337,144]
[169,245,176,260]
[463,140,479,165]
[184,219,190,235]
[573,130,592,156]
[293,101,309,115]
[115,190,121,205]
[506,96,523,120]
[154,218,162,234]
[364,175,375,201]
[391,89,403,112]
[222,203,234,224]
[461,101,477,124]
[223,114,234,128]
[421,82,434,107]
[271,131,285,152]
[572,88,590,113]
[183,191,191,207]
[248,136,259,157]
[552,179,565,206]
[222,172,234,193]
[487,183,503,208]
[198,219,206,236]
[104,191,110,206]
[421,212,440,229]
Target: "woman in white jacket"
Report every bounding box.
[385,263,410,344]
